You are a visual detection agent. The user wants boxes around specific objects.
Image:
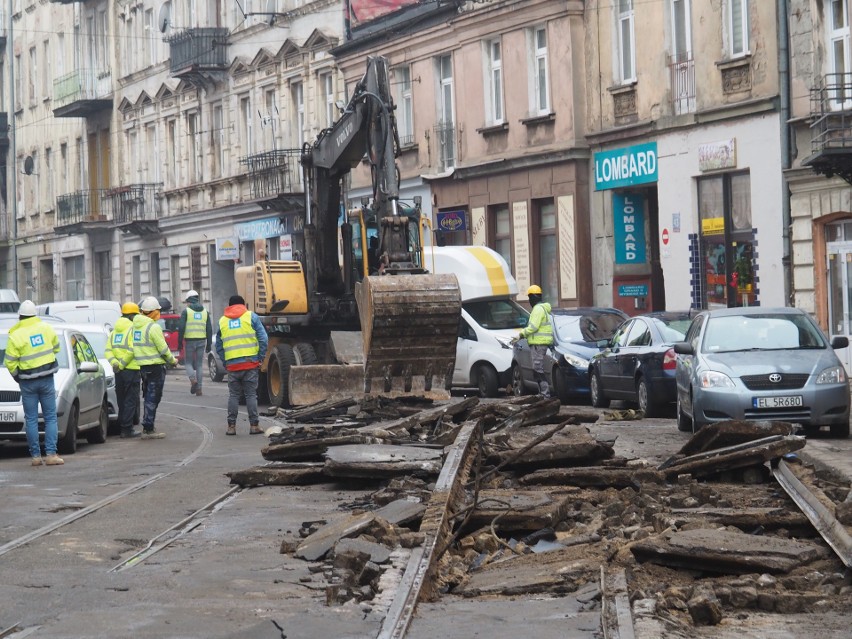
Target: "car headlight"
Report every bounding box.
[698,371,735,388]
[561,353,590,369]
[816,365,847,385]
[106,375,115,389]
[495,335,513,350]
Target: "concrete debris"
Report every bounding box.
[323,444,443,479]
[485,424,613,471]
[659,434,806,479]
[676,419,795,457]
[226,462,326,487]
[520,466,665,489]
[461,490,574,531]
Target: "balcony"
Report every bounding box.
[240,149,304,211]
[53,69,112,118]
[669,53,695,115]
[434,122,455,171]
[804,73,852,184]
[55,184,161,236]
[166,28,229,84]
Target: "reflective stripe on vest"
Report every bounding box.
[185,309,208,340]
[110,327,139,370]
[526,306,554,346]
[7,321,58,379]
[133,323,168,365]
[219,311,259,362]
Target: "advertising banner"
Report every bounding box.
[348,0,418,28]
[613,193,646,265]
[437,210,467,232]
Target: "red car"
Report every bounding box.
[158,313,184,364]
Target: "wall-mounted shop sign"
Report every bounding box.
[594,142,658,190]
[698,139,736,172]
[701,217,725,235]
[437,210,467,232]
[613,193,646,264]
[235,216,286,242]
[215,237,239,260]
[618,284,649,297]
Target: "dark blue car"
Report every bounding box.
[512,307,628,403]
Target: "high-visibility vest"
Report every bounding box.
[132,316,172,366]
[184,309,208,340]
[219,311,259,362]
[106,317,139,371]
[522,303,554,346]
[5,317,60,379]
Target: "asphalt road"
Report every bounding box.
[1,375,851,638]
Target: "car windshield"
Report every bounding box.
[464,299,529,330]
[0,331,70,368]
[650,317,692,342]
[157,316,181,332]
[554,312,624,343]
[81,331,108,359]
[702,313,827,353]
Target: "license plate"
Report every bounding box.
[0,411,16,422]
[753,395,803,408]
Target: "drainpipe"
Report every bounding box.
[778,0,793,305]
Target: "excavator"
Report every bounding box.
[235,56,462,407]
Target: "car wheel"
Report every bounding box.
[86,400,109,444]
[511,364,526,397]
[590,371,610,408]
[267,343,296,409]
[636,377,656,418]
[676,394,692,432]
[208,352,225,382]
[58,402,79,455]
[475,364,499,398]
[830,422,850,438]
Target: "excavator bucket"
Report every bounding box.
[355,273,461,394]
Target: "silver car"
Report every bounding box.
[0,326,109,453]
[60,323,120,428]
[674,307,850,437]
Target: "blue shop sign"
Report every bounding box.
[613,193,646,265]
[618,284,649,297]
[235,216,286,241]
[437,210,467,232]
[594,142,658,190]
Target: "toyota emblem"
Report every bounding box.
[768,373,782,383]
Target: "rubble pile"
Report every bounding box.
[230,395,852,626]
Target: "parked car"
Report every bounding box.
[512,307,628,402]
[674,307,850,437]
[0,325,109,454]
[589,311,693,416]
[0,289,21,313]
[208,333,226,382]
[60,323,120,429]
[36,300,121,329]
[158,312,183,363]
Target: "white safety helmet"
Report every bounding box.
[140,296,161,313]
[18,300,37,317]
[185,290,199,301]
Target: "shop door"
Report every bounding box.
[827,244,852,374]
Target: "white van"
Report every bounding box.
[36,300,122,329]
[426,246,529,397]
[0,289,20,313]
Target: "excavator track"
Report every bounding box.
[356,273,461,393]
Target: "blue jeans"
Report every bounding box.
[20,375,58,458]
[184,340,206,391]
[227,368,259,426]
[140,365,166,431]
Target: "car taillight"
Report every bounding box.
[663,348,677,371]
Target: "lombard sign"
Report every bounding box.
[437,210,467,232]
[613,193,646,264]
[235,216,285,242]
[594,142,658,191]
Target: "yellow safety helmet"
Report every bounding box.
[121,302,140,315]
[527,285,542,296]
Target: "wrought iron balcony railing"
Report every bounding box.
[166,28,229,75]
[434,122,455,171]
[53,69,112,110]
[55,184,161,228]
[809,72,852,153]
[240,149,303,200]
[668,53,695,115]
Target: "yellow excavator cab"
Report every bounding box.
[236,261,309,315]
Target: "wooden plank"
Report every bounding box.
[323,444,443,479]
[520,467,665,488]
[659,435,806,478]
[677,419,794,457]
[601,567,636,639]
[261,434,375,462]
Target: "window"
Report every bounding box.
[146,123,159,184]
[45,147,53,205]
[64,255,85,301]
[829,0,850,108]
[240,96,253,155]
[170,255,181,302]
[485,39,503,124]
[42,40,50,98]
[670,0,694,114]
[98,8,108,70]
[150,252,161,296]
[59,143,68,195]
[395,66,414,146]
[264,88,278,149]
[698,172,754,308]
[76,137,84,190]
[534,199,558,304]
[320,73,334,129]
[28,47,35,105]
[436,55,454,170]
[213,104,225,178]
[21,262,34,300]
[144,8,155,67]
[292,82,305,148]
[729,0,749,57]
[490,204,512,273]
[617,0,636,82]
[529,26,550,115]
[166,119,177,188]
[95,251,111,299]
[188,112,202,183]
[57,33,64,80]
[14,54,20,110]
[132,255,141,301]
[190,246,202,292]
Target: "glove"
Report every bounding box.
[509,334,521,345]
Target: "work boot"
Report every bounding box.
[249,424,263,435]
[226,424,236,436]
[190,380,198,395]
[31,456,42,466]
[141,430,166,440]
[120,430,141,439]
[195,390,202,397]
[44,454,65,466]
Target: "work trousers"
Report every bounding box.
[115,368,141,434]
[140,364,166,432]
[227,367,259,426]
[530,344,551,398]
[20,374,58,458]
[184,339,206,390]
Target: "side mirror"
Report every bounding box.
[831,336,849,349]
[79,361,99,373]
[673,342,694,355]
[596,339,609,349]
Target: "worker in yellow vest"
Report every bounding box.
[133,297,177,439]
[106,302,142,439]
[216,295,268,436]
[5,300,63,466]
[516,285,553,398]
[177,289,212,396]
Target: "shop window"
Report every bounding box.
[533,198,558,304]
[697,172,755,308]
[489,204,512,273]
